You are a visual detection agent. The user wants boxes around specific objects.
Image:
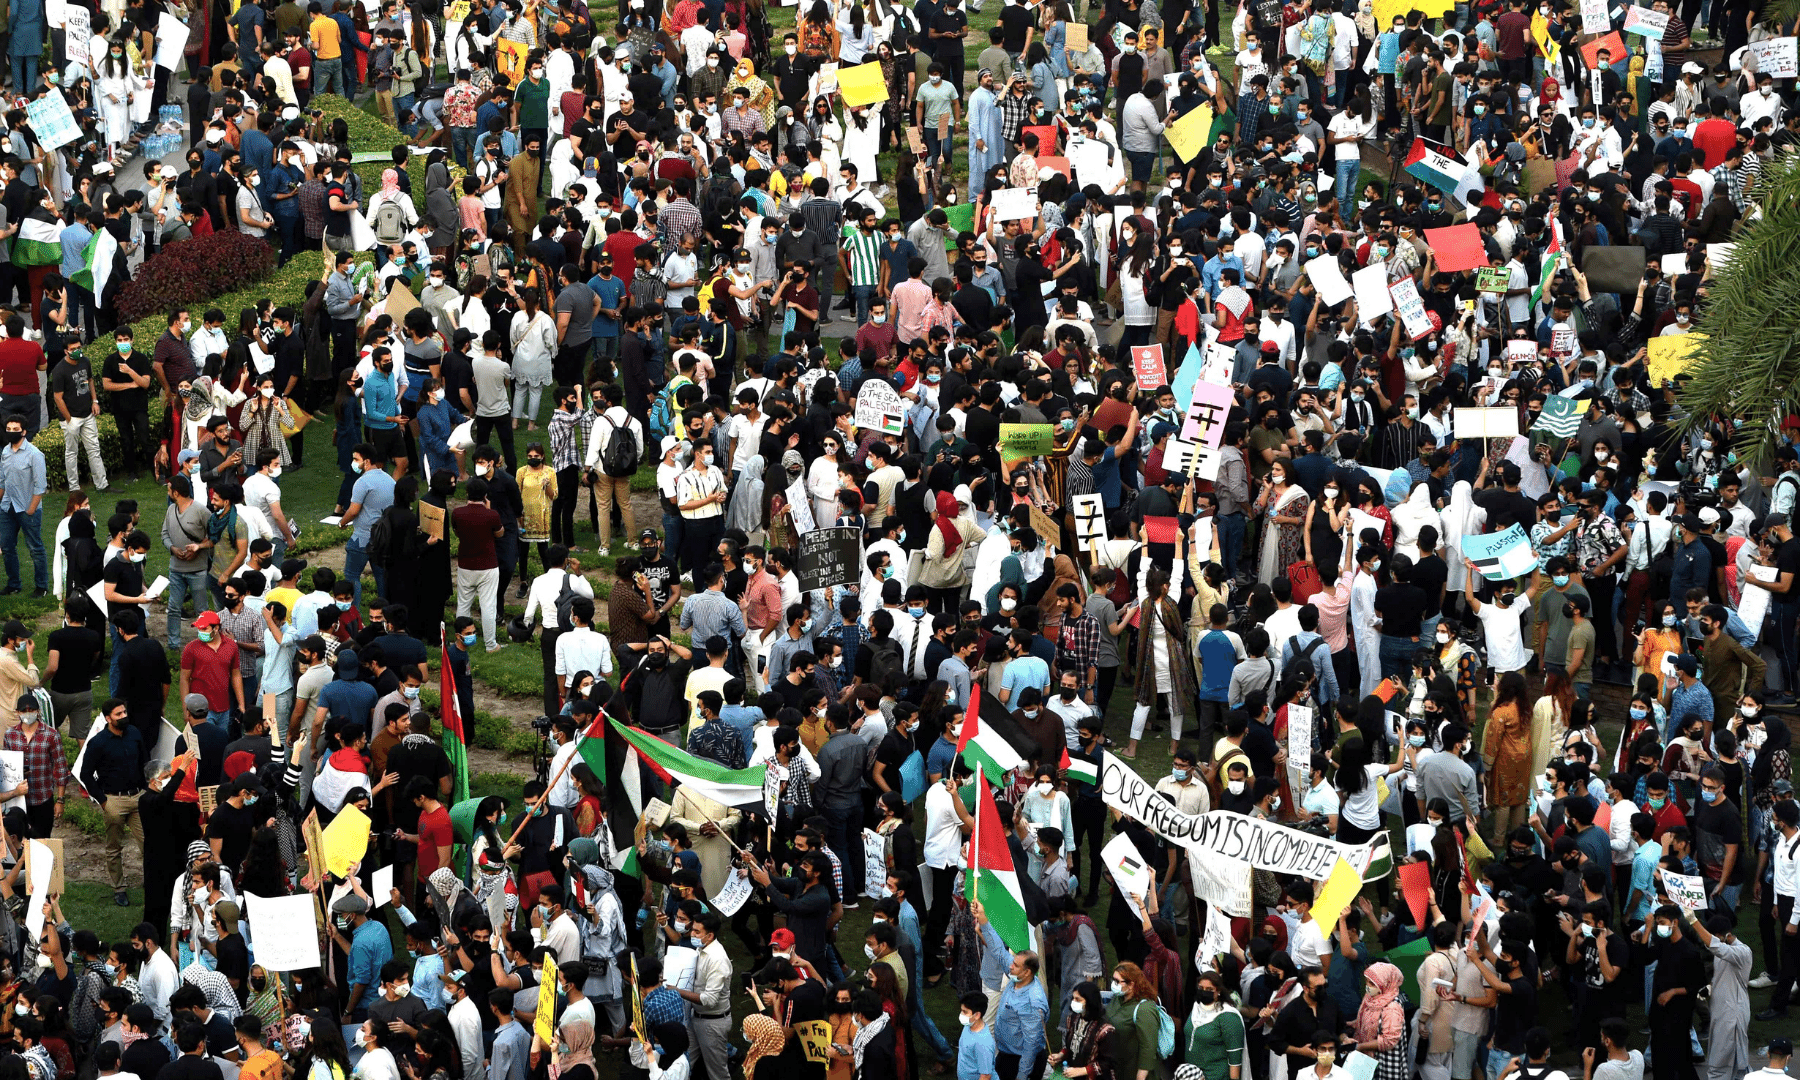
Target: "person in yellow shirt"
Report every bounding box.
[233,1014,285,1080]
[309,4,345,95]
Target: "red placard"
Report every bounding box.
[1023,124,1060,156]
[1581,30,1624,68]
[1424,224,1489,273]
[1397,861,1431,928]
[1036,156,1071,179]
[1131,344,1167,389]
[1143,515,1180,544]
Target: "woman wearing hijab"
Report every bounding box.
[630,1021,691,1080]
[367,168,419,237]
[1390,484,1441,564]
[556,1015,598,1080]
[410,472,456,644]
[568,847,629,1031]
[59,509,102,603]
[1128,567,1196,760]
[742,1015,787,1080]
[1350,963,1409,1080]
[423,156,458,257]
[722,455,769,542]
[919,490,985,615]
[725,58,777,128]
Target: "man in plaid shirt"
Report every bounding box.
[3,693,70,837]
[1049,584,1102,700]
[659,178,705,257]
[999,75,1036,149]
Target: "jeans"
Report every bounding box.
[823,801,865,900]
[0,506,45,590]
[1378,633,1417,681]
[165,569,210,646]
[394,93,417,133]
[850,283,877,324]
[343,537,387,609]
[314,56,345,96]
[1335,156,1361,206]
[1216,511,1246,579]
[451,126,476,169]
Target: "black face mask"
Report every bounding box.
[6,431,21,444]
[646,652,668,670]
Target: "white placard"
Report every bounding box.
[712,867,755,916]
[1661,253,1688,276]
[64,5,89,49]
[245,892,322,971]
[1305,255,1354,306]
[147,576,169,599]
[1352,264,1393,321]
[45,0,65,28]
[1072,493,1106,554]
[1165,437,1223,480]
[1389,277,1435,340]
[1287,704,1313,792]
[153,12,189,70]
[854,379,906,435]
[862,828,887,898]
[1100,832,1157,900]
[25,89,80,152]
[371,864,394,906]
[1504,436,1551,500]
[990,187,1041,221]
[1506,338,1537,366]
[1660,869,1708,912]
[0,751,24,813]
[1199,904,1234,964]
[1201,341,1235,386]
[23,839,51,941]
[1747,36,1800,78]
[1188,845,1252,916]
[1581,0,1609,33]
[1707,243,1737,269]
[1452,407,1521,439]
[785,476,816,534]
[1738,564,1778,643]
[663,944,698,990]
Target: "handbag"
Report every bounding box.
[1288,559,1323,603]
[279,399,314,437]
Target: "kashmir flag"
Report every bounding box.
[1533,395,1582,439]
[439,624,469,807]
[956,690,1024,783]
[600,713,767,808]
[12,218,62,267]
[1402,137,1484,207]
[970,773,1032,952]
[70,228,117,302]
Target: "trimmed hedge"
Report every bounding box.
[115,231,279,324]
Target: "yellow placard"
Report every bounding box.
[795,1020,834,1065]
[446,0,470,20]
[495,37,530,86]
[1647,332,1705,385]
[836,61,890,108]
[1372,0,1455,27]
[1165,104,1214,162]
[320,803,371,878]
[1530,14,1561,65]
[1311,856,1365,928]
[536,956,559,1045]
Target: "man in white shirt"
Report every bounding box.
[725,389,766,483]
[130,926,180,1030]
[535,884,583,964]
[525,545,598,715]
[546,717,582,809]
[242,449,294,562]
[443,971,488,1080]
[1463,564,1538,675]
[674,441,728,585]
[1285,881,1329,969]
[680,23,716,75]
[680,913,734,1080]
[553,598,616,698]
[1262,583,1303,680]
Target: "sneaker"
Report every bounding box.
[1755,1008,1789,1022]
[1751,972,1777,989]
[596,545,610,556]
[486,641,504,652]
[113,890,130,906]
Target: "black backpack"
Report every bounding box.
[367,511,395,569]
[553,570,581,628]
[600,416,642,478]
[867,636,906,692]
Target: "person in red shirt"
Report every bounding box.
[401,774,453,893]
[452,480,504,651]
[283,27,315,104]
[1691,99,1738,169]
[181,611,244,725]
[0,328,43,433]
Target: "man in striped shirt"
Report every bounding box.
[840,207,883,325]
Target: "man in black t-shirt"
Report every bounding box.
[1374,559,1428,680]
[101,328,155,481]
[1413,527,1451,633]
[212,902,251,1005]
[1473,461,1541,532]
[205,775,262,873]
[46,599,102,731]
[638,530,679,637]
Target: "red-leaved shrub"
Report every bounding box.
[116,231,278,323]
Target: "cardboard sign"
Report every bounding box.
[1131,344,1167,389]
[795,1020,834,1065]
[795,526,861,592]
[1581,31,1625,68]
[855,380,906,435]
[1662,869,1708,912]
[321,804,371,877]
[1066,22,1089,50]
[1580,0,1609,33]
[999,423,1056,462]
[1072,493,1106,555]
[1029,503,1061,553]
[536,956,559,1043]
[1389,277,1435,340]
[785,476,816,534]
[419,501,445,542]
[301,810,327,884]
[22,837,61,895]
[1647,332,1705,386]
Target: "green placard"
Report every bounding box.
[1475,266,1510,294]
[999,423,1056,463]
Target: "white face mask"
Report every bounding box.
[1034,781,1052,797]
[1227,780,1246,795]
[259,386,275,398]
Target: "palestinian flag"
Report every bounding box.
[1357,831,1394,881]
[1063,752,1099,787]
[970,773,1032,952]
[439,624,469,807]
[599,713,767,808]
[1402,137,1484,207]
[1531,220,1566,310]
[70,228,117,303]
[611,842,641,879]
[957,689,1024,783]
[12,217,61,268]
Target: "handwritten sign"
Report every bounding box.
[713,868,754,916]
[1580,0,1609,33]
[245,892,322,972]
[25,90,80,151]
[1647,333,1705,386]
[796,526,861,593]
[1746,37,1800,78]
[1287,704,1312,794]
[785,476,816,534]
[855,379,906,435]
[1389,277,1435,340]
[1662,869,1708,912]
[1622,5,1668,37]
[999,423,1056,462]
[796,1020,834,1064]
[990,187,1040,221]
[536,956,559,1043]
[1066,22,1089,50]
[1476,266,1510,294]
[1131,344,1167,389]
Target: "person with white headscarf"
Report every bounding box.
[809,436,844,527]
[725,455,768,538]
[1390,483,1442,564]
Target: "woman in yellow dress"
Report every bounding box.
[517,442,557,587]
[726,57,778,129]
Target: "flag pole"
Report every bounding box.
[969,773,980,908]
[504,705,604,847]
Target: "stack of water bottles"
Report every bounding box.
[141,104,185,162]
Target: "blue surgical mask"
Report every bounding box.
[1663,613,1678,627]
[1408,734,1426,748]
[336,600,353,610]
[462,632,477,646]
[1552,574,1570,587]
[1630,707,1648,719]
[1701,788,1719,803]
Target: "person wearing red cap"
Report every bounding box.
[180,611,244,729]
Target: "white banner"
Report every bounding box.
[1096,751,1360,880]
[1188,846,1253,917]
[862,828,888,899]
